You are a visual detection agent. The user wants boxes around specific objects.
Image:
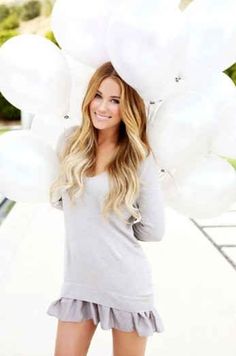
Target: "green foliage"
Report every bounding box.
[224,63,236,85]
[21,0,41,21]
[0,93,21,120]
[41,0,53,17]
[0,28,20,120]
[8,5,23,18]
[0,29,19,46]
[0,4,10,21]
[218,155,236,170]
[0,128,9,135]
[0,12,20,31]
[45,30,60,47]
[4,200,16,215]
[224,157,236,170]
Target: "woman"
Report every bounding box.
[47,61,166,356]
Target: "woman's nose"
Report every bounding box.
[97,100,108,112]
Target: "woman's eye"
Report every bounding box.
[111,99,120,104]
[94,93,119,104]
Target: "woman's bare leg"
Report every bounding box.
[112,328,148,356]
[54,319,98,356]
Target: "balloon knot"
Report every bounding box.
[175,76,182,83]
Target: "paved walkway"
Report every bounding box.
[0,201,235,356]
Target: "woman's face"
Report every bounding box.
[89,77,122,131]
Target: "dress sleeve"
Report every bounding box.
[51,125,78,210]
[132,153,166,242]
[55,125,79,158]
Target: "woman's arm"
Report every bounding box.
[50,125,78,210]
[132,153,166,242]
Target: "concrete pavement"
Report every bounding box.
[0,201,235,356]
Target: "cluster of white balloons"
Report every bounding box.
[0,0,236,218]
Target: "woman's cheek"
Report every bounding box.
[114,107,120,116]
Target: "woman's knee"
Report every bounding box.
[54,319,98,356]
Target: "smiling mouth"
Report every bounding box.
[95,113,112,120]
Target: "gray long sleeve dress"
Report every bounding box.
[47,126,166,337]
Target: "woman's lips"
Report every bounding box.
[95,113,111,120]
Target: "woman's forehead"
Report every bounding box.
[98,77,121,95]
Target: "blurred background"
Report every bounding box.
[0,0,235,130]
[0,0,58,222]
[0,0,236,224]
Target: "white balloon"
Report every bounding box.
[202,73,236,112]
[147,90,216,172]
[30,112,80,149]
[0,130,60,203]
[177,72,236,108]
[150,0,181,11]
[162,154,236,218]
[146,101,164,124]
[210,96,236,159]
[181,0,236,75]
[30,114,67,148]
[107,0,187,101]
[51,0,117,67]
[0,34,71,115]
[174,72,236,120]
[62,52,95,120]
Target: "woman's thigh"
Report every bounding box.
[54,319,98,356]
[112,328,148,356]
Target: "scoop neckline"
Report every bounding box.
[85,170,107,179]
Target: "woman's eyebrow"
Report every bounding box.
[97,90,120,98]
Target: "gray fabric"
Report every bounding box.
[48,125,166,329]
[47,297,164,337]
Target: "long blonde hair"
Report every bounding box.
[50,61,153,224]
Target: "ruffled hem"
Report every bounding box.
[47,297,164,337]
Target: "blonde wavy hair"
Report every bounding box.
[50,61,154,224]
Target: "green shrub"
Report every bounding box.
[0,27,20,121]
[9,5,23,18]
[223,157,236,170]
[231,72,236,84]
[21,0,41,21]
[44,30,60,47]
[0,128,9,135]
[0,93,21,121]
[224,63,236,85]
[0,4,10,22]
[0,13,20,31]
[4,201,16,215]
[0,29,19,46]
[41,0,53,17]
